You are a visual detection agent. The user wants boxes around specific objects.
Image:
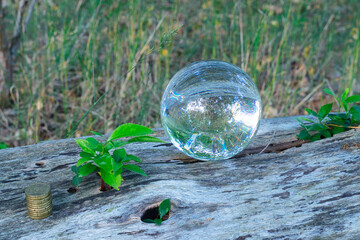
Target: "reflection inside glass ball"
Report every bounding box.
[161,60,262,161]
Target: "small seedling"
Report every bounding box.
[142,199,171,225]
[297,88,360,142]
[72,123,166,191]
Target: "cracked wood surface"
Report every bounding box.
[0,116,360,240]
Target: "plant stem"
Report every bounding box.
[327,124,360,129]
[100,177,105,191]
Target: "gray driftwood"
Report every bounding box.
[1,116,360,240]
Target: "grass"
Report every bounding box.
[0,0,359,147]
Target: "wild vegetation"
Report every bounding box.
[296,88,360,142]
[0,0,359,147]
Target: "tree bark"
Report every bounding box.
[0,116,359,239]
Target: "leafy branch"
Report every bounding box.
[72,123,166,191]
[297,88,360,142]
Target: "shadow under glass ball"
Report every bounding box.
[160,60,262,161]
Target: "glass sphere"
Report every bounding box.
[160,60,262,161]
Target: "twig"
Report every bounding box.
[24,0,36,31]
[292,82,324,114]
[10,0,37,58]
[259,130,276,154]
[327,124,360,129]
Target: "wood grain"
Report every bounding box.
[0,116,359,240]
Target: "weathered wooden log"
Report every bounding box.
[0,116,360,239]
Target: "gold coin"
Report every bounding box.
[25,183,51,197]
[25,183,53,219]
[28,210,52,219]
[26,192,51,200]
[28,204,52,210]
[26,196,52,204]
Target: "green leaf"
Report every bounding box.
[295,118,304,124]
[310,133,322,142]
[142,219,155,223]
[78,163,97,177]
[323,88,336,97]
[86,137,100,145]
[320,130,331,138]
[112,159,123,173]
[107,123,154,142]
[341,88,349,101]
[76,157,92,167]
[298,117,315,123]
[333,113,348,119]
[104,142,114,152]
[93,155,113,172]
[104,140,126,151]
[80,151,94,158]
[324,88,340,107]
[318,103,333,119]
[305,108,318,117]
[349,106,360,121]
[295,118,308,129]
[345,95,360,103]
[0,142,8,149]
[113,141,127,148]
[100,169,122,190]
[327,114,346,125]
[71,165,80,174]
[127,136,166,144]
[351,118,360,125]
[123,164,147,177]
[331,127,346,134]
[154,218,162,225]
[126,154,142,163]
[341,89,349,112]
[297,129,310,140]
[90,131,103,136]
[86,137,102,151]
[159,199,171,218]
[308,123,328,131]
[72,175,82,186]
[343,101,348,112]
[75,139,95,155]
[113,149,127,162]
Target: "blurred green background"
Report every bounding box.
[0,0,359,147]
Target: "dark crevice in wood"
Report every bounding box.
[171,139,309,163]
[235,139,309,157]
[319,191,360,204]
[153,143,173,147]
[141,204,170,222]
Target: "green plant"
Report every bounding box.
[142,199,171,225]
[72,123,166,191]
[297,88,360,142]
[3,1,360,147]
[0,142,8,149]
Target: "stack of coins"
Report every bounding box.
[25,183,53,220]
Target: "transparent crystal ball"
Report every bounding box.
[160,60,262,161]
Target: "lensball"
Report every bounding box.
[160,60,262,161]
